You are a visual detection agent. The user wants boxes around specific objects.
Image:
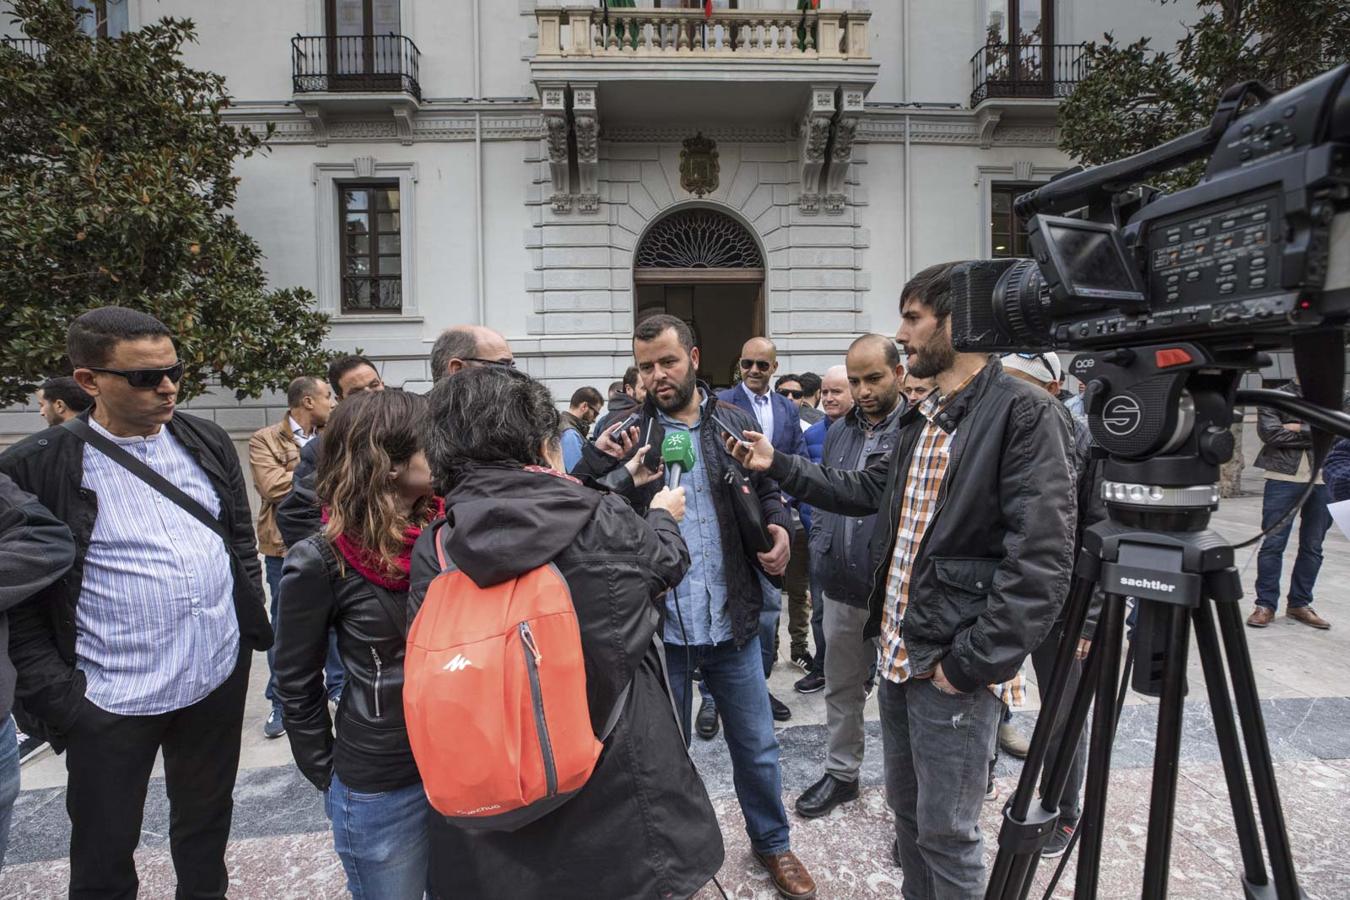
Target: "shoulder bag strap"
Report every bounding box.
[63,418,229,545]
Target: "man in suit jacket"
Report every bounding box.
[711,337,808,728]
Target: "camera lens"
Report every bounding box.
[996,260,1056,346]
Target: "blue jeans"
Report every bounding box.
[265,555,344,708]
[0,716,18,871]
[699,574,783,709]
[326,772,430,899]
[1255,480,1332,610]
[666,636,790,855]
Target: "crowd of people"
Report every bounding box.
[0,261,1346,898]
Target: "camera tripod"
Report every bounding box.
[987,336,1350,899]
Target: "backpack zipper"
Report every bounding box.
[369,646,384,719]
[518,621,558,797]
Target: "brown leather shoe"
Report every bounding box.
[1287,606,1330,629]
[755,851,816,899]
[1246,606,1275,628]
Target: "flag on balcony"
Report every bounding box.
[704,0,713,17]
[798,0,820,51]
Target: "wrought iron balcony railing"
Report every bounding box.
[970,42,1088,106]
[0,37,47,60]
[291,34,421,100]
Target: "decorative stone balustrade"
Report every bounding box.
[535,6,871,60]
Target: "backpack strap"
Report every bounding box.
[433,522,454,572]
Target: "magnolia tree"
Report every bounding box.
[0,0,332,407]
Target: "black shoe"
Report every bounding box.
[790,650,814,672]
[696,698,719,740]
[794,773,860,818]
[770,693,792,722]
[794,671,826,694]
[891,837,903,869]
[1042,819,1076,858]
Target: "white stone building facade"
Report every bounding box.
[2,0,1211,439]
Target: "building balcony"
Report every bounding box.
[970,41,1088,109]
[291,33,421,104]
[1,36,47,60]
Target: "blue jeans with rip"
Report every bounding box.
[1255,480,1332,611]
[0,716,19,870]
[666,636,791,856]
[326,772,430,899]
[264,555,344,708]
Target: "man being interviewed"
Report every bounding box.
[729,262,1077,898]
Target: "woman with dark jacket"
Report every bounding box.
[274,390,441,898]
[409,366,725,899]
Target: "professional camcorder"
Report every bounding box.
[950,63,1350,357]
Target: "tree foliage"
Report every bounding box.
[0,0,333,406]
[1060,0,1350,192]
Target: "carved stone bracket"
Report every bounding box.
[541,83,571,213]
[798,86,836,215]
[823,87,863,214]
[976,108,1003,150]
[392,107,415,146]
[572,84,600,214]
[303,107,328,147]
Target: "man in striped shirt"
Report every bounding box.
[731,262,1076,897]
[0,308,271,897]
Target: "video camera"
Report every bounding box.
[949,63,1350,357]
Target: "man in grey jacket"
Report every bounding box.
[0,473,76,868]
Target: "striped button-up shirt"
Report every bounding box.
[878,383,1025,708]
[77,419,240,716]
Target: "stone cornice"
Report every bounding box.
[857,108,1060,148]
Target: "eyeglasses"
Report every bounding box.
[739,358,772,372]
[777,389,803,399]
[85,362,184,389]
[462,357,516,369]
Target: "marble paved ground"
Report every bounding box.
[3,486,1349,898]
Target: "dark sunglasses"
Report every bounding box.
[777,389,803,399]
[86,362,184,389]
[462,357,516,369]
[739,358,772,372]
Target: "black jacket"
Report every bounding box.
[410,465,723,900]
[275,436,323,549]
[274,534,418,794]
[590,392,638,439]
[809,405,904,608]
[0,475,76,721]
[572,386,793,649]
[768,360,1077,694]
[1254,382,1312,476]
[0,412,270,745]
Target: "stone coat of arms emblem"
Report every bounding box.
[680,133,719,198]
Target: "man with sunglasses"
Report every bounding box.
[716,338,808,729]
[0,307,272,896]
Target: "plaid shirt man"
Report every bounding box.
[879,382,1025,708]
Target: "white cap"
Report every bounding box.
[999,352,1062,384]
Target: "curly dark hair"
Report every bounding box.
[423,366,561,493]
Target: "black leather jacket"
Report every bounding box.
[274,534,417,793]
[768,360,1077,694]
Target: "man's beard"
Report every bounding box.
[906,336,956,380]
[652,367,698,413]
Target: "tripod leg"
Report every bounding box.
[1141,601,1192,899]
[1192,600,1270,889]
[1213,598,1305,900]
[1074,590,1128,899]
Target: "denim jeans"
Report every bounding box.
[1255,480,1332,610]
[880,677,1002,899]
[264,555,344,708]
[0,716,18,871]
[758,573,783,678]
[666,636,791,855]
[326,772,430,899]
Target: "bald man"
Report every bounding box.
[712,337,808,729]
[430,324,515,380]
[796,335,907,819]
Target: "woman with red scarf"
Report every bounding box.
[273,389,439,898]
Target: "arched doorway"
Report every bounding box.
[633,207,765,389]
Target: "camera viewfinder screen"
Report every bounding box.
[1047,224,1136,294]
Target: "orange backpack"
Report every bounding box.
[404,527,624,831]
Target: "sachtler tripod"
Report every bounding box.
[987,334,1350,900]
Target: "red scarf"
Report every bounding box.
[322,497,445,591]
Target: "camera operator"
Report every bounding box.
[729,262,1077,896]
